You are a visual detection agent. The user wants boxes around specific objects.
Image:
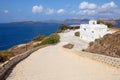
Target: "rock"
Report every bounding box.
[85,31,120,58]
[63,43,74,49]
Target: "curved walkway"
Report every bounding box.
[6,43,120,80]
[6,31,120,80]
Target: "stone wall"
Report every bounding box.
[79,52,120,68]
[0,45,49,80]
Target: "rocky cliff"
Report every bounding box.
[85,31,120,58]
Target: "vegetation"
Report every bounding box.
[40,33,60,45]
[97,20,114,28]
[105,22,114,28]
[0,51,14,62]
[0,32,60,62]
[32,35,46,42]
[95,38,102,44]
[74,32,80,37]
[97,20,104,24]
[56,24,68,33]
[34,33,60,47]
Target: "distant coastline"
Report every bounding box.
[1,18,120,25]
[0,19,120,50]
[9,21,50,24]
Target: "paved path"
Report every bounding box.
[6,31,120,80]
[6,43,120,80]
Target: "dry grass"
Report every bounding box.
[109,28,120,32]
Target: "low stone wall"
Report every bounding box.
[79,52,120,68]
[0,45,49,80]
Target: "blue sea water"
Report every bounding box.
[0,23,60,50]
[114,24,120,28]
[0,23,119,50]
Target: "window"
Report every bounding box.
[84,28,86,30]
[93,22,95,24]
[92,31,94,33]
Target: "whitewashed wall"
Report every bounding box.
[79,24,112,42]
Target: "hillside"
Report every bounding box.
[101,19,120,24]
[9,21,49,24]
[85,31,120,58]
[63,19,89,24]
[5,19,120,25]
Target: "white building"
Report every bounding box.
[79,20,112,42]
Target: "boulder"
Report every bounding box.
[63,43,74,49]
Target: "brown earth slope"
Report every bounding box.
[85,31,120,58]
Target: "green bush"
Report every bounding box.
[74,32,80,36]
[56,24,68,33]
[56,29,63,33]
[105,22,114,28]
[32,35,46,42]
[95,38,102,43]
[0,51,15,62]
[59,24,68,30]
[97,20,104,24]
[34,33,60,47]
[40,33,60,45]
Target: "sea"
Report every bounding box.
[114,24,120,28]
[0,23,60,50]
[0,23,119,50]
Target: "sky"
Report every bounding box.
[0,0,120,23]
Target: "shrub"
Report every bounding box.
[74,32,80,36]
[0,51,14,62]
[95,38,102,44]
[97,20,104,24]
[56,24,68,33]
[56,29,63,33]
[105,22,114,28]
[59,24,68,30]
[41,33,60,45]
[34,33,60,47]
[32,35,46,42]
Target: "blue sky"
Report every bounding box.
[0,0,120,23]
